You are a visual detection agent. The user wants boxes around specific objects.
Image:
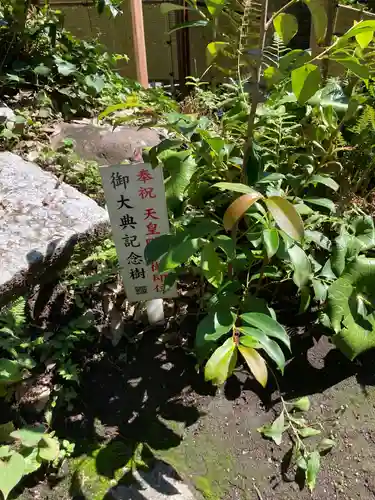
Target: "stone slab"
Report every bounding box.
[0,100,15,123]
[50,122,163,165]
[0,152,109,307]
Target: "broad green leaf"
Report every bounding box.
[292,64,321,105]
[305,230,331,250]
[98,98,141,120]
[204,338,237,385]
[356,29,373,48]
[160,2,192,13]
[279,49,311,72]
[223,193,264,231]
[299,286,311,313]
[291,396,310,411]
[240,327,286,372]
[340,20,375,42]
[205,0,226,16]
[54,57,76,76]
[213,235,236,260]
[168,20,209,34]
[38,435,60,462]
[206,137,226,155]
[213,182,255,194]
[327,257,375,359]
[304,197,336,212]
[206,42,229,64]
[263,228,279,259]
[264,196,304,241]
[0,423,14,443]
[165,153,196,209]
[0,359,23,385]
[0,452,25,500]
[309,174,339,191]
[144,234,174,264]
[256,173,285,184]
[304,0,327,41]
[33,64,51,76]
[10,426,45,447]
[238,346,268,387]
[318,438,336,453]
[332,55,369,81]
[288,245,312,288]
[312,279,328,303]
[84,75,105,93]
[240,313,290,349]
[352,215,375,251]
[331,232,362,277]
[22,447,42,474]
[0,447,11,459]
[273,13,298,44]
[306,451,320,491]
[201,243,224,288]
[196,310,236,347]
[298,427,321,438]
[258,411,285,445]
[263,66,283,87]
[159,237,204,271]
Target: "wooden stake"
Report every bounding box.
[130,0,149,87]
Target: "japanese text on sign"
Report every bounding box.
[100,163,177,301]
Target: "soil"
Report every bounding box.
[13,311,375,500]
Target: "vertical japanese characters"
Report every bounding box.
[101,163,176,301]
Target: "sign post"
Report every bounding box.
[100,163,177,322]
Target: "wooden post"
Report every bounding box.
[130,0,149,87]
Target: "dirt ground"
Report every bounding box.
[11,307,375,500]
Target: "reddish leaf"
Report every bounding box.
[223,193,263,231]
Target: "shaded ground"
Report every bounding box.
[16,318,375,500]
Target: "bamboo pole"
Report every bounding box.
[130,0,149,87]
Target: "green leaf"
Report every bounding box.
[238,346,268,387]
[240,313,290,350]
[54,57,76,76]
[38,435,60,462]
[159,237,204,271]
[341,20,375,42]
[206,42,229,64]
[299,286,311,313]
[305,230,331,250]
[240,327,286,373]
[327,257,375,359]
[196,310,236,347]
[165,153,196,210]
[205,0,226,16]
[213,182,255,194]
[213,235,236,260]
[0,447,11,459]
[263,229,279,259]
[306,451,320,491]
[264,196,304,241]
[33,64,51,76]
[223,193,264,231]
[84,75,105,93]
[292,64,321,105]
[168,20,209,34]
[256,173,285,184]
[318,438,336,453]
[0,452,25,500]
[332,55,369,81]
[0,423,14,444]
[22,447,42,474]
[263,67,283,87]
[304,0,327,42]
[356,29,373,49]
[201,243,224,288]
[0,359,23,385]
[312,279,328,303]
[279,49,311,72]
[288,245,312,288]
[331,232,362,277]
[273,13,298,44]
[144,234,173,264]
[298,427,321,438]
[10,426,45,447]
[304,197,336,212]
[309,174,339,191]
[258,411,285,445]
[204,338,237,385]
[291,396,310,411]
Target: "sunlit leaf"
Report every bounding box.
[214,182,255,194]
[288,245,312,288]
[168,19,209,34]
[264,196,304,241]
[298,427,321,438]
[10,427,45,447]
[240,313,290,350]
[201,243,224,288]
[332,54,369,81]
[223,193,264,231]
[318,438,336,453]
[263,228,279,259]
[38,436,60,462]
[238,346,268,387]
[309,174,339,191]
[304,197,336,212]
[341,20,375,41]
[206,41,229,64]
[290,396,310,411]
[258,411,286,445]
[292,64,321,105]
[159,237,204,271]
[273,13,298,44]
[0,452,25,500]
[240,327,286,372]
[204,338,237,385]
[306,451,320,491]
[205,0,226,16]
[304,0,327,41]
[356,29,373,48]
[196,310,236,347]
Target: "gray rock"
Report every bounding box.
[0,100,15,123]
[109,461,197,500]
[0,152,109,307]
[50,122,162,165]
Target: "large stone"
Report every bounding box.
[0,152,109,307]
[50,122,163,165]
[0,100,15,123]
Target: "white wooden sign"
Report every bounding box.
[100,163,177,302]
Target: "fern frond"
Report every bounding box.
[0,296,26,332]
[351,105,375,136]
